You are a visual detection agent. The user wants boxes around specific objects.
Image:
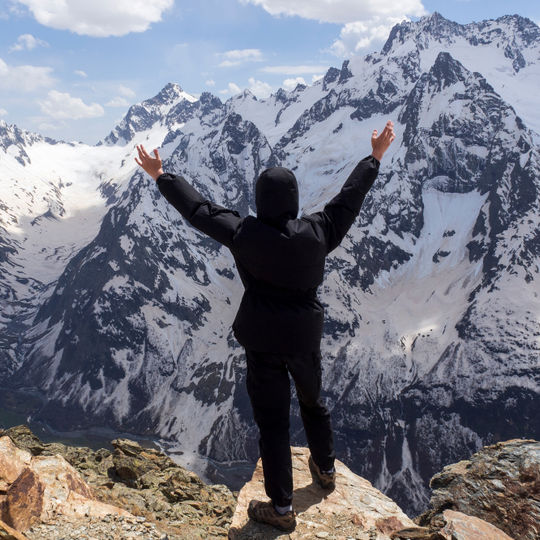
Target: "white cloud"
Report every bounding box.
[312,74,323,82]
[227,82,241,94]
[7,3,26,17]
[218,48,262,67]
[248,77,272,98]
[0,3,25,19]
[242,0,427,54]
[219,82,242,95]
[260,64,329,75]
[331,16,408,55]
[39,90,104,120]
[38,120,63,132]
[106,97,130,107]
[118,84,135,98]
[282,77,306,91]
[0,58,55,91]
[219,79,272,98]
[205,79,216,87]
[0,108,7,116]
[240,0,426,24]
[14,0,174,37]
[74,69,88,78]
[9,33,48,52]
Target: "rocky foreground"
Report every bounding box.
[0,425,235,539]
[0,426,538,539]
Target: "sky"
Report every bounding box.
[0,0,538,144]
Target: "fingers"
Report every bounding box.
[135,144,160,165]
[140,144,151,159]
[372,120,394,141]
[382,121,393,137]
[135,157,142,166]
[137,145,145,161]
[382,121,395,140]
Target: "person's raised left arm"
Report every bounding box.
[135,144,242,248]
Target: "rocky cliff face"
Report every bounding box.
[0,425,236,539]
[416,438,540,540]
[0,12,539,516]
[1,426,537,539]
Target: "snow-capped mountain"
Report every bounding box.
[1,13,539,516]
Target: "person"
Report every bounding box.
[135,120,395,532]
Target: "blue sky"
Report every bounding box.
[0,0,538,144]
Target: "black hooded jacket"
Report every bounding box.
[156,155,379,353]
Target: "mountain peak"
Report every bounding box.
[426,11,447,22]
[381,11,540,58]
[101,82,197,145]
[160,81,184,95]
[430,51,468,86]
[146,82,195,107]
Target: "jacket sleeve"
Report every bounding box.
[156,172,242,249]
[304,155,379,254]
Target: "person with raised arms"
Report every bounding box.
[136,120,395,532]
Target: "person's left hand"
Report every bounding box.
[135,144,163,181]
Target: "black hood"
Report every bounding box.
[255,167,299,227]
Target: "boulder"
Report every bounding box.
[0,436,133,531]
[3,426,237,538]
[0,519,28,540]
[392,509,514,539]
[439,509,514,539]
[416,439,539,540]
[0,438,31,484]
[228,446,416,539]
[0,427,45,457]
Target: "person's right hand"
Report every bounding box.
[371,120,395,162]
[135,144,164,181]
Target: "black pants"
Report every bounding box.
[245,348,336,507]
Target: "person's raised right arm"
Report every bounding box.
[304,120,395,254]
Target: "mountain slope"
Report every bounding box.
[0,12,538,516]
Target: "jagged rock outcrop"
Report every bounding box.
[228,446,416,539]
[2,425,236,539]
[228,444,529,539]
[415,438,540,540]
[0,434,133,532]
[1,426,538,539]
[393,509,514,539]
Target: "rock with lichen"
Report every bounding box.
[1,425,236,539]
[228,446,417,539]
[414,438,539,540]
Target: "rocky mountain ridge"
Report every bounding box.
[0,426,538,539]
[0,12,539,516]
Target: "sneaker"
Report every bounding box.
[247,499,296,532]
[308,455,336,490]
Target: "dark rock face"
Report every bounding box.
[1,12,539,520]
[416,438,540,540]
